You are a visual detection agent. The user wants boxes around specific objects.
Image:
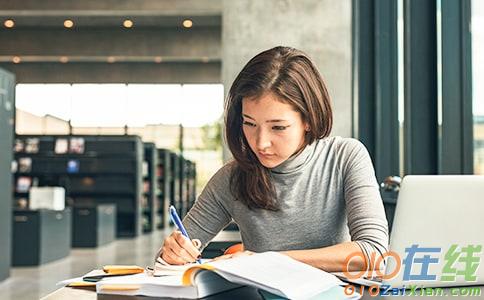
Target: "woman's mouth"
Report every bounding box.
[258,152,275,158]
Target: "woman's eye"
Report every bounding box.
[243,121,256,127]
[272,126,287,131]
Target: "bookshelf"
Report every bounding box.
[186,160,197,213]
[12,135,143,238]
[156,149,171,229]
[179,157,197,218]
[156,150,197,227]
[142,143,158,233]
[169,152,182,217]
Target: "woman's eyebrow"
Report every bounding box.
[266,119,289,123]
[242,114,288,123]
[242,114,255,120]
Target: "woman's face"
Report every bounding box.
[242,92,309,168]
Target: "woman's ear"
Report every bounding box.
[304,123,310,132]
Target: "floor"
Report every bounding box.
[0,230,170,300]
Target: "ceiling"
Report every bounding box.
[0,0,222,83]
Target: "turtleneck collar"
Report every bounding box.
[270,141,316,174]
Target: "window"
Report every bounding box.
[15,83,225,189]
[472,0,484,174]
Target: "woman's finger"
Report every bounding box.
[173,231,200,260]
[162,246,186,265]
[164,235,193,263]
[192,239,202,249]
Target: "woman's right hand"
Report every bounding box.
[160,230,202,265]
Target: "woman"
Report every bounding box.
[158,46,388,272]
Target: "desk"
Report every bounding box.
[41,285,261,300]
[41,285,483,299]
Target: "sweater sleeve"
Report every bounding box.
[339,139,389,266]
[182,163,234,250]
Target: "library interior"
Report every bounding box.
[0,0,484,299]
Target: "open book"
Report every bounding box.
[96,252,346,299]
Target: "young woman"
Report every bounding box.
[158,46,388,272]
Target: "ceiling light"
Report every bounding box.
[64,19,74,28]
[182,19,193,28]
[12,56,21,64]
[123,19,133,28]
[4,19,15,28]
[60,56,69,63]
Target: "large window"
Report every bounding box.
[15,83,225,190]
[16,83,223,128]
[473,0,484,174]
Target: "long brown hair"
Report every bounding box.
[225,46,333,210]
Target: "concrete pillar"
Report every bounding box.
[221,0,352,161]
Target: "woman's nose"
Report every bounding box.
[255,128,271,150]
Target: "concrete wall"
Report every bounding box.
[0,68,14,281]
[0,1,222,83]
[222,0,353,149]
[0,28,221,57]
[0,0,222,12]
[3,62,221,84]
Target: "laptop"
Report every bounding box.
[334,175,484,288]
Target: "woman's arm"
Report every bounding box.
[338,139,389,270]
[157,163,235,264]
[281,242,367,272]
[279,140,389,272]
[215,241,368,272]
[182,163,235,249]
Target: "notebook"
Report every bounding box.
[96,252,345,299]
[57,268,143,287]
[56,262,203,287]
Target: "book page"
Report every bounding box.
[153,259,211,276]
[96,273,199,299]
[207,252,343,299]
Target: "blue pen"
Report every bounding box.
[169,205,202,264]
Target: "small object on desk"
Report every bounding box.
[169,205,202,264]
[57,270,107,287]
[102,265,145,275]
[83,266,144,282]
[58,266,146,286]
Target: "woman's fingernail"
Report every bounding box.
[197,254,202,259]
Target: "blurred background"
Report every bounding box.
[0,0,483,299]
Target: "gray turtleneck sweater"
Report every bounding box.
[183,136,389,263]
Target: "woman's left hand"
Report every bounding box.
[212,250,255,261]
